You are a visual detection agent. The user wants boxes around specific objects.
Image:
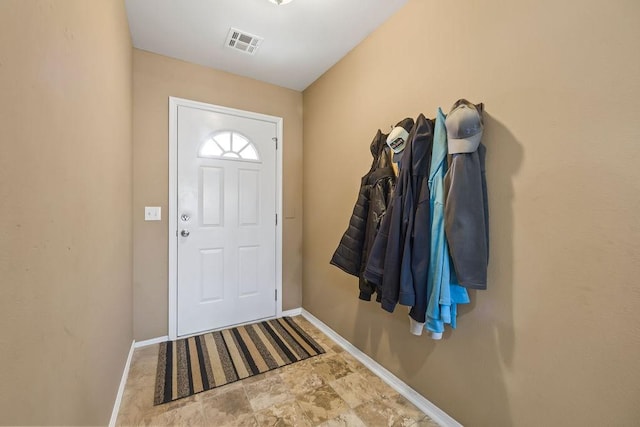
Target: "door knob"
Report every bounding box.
[181,230,190,237]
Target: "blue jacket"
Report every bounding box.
[425,108,469,337]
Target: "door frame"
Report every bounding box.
[167,96,283,340]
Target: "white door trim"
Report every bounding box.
[168,96,283,340]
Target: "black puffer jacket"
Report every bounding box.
[330,130,396,300]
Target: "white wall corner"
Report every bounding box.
[134,335,169,348]
[109,340,135,427]
[300,309,463,427]
[282,307,302,317]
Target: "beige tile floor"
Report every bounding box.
[116,315,439,427]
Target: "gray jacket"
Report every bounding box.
[444,143,489,289]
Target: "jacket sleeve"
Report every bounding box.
[359,176,395,300]
[444,145,489,289]
[398,182,416,307]
[479,145,490,262]
[330,178,370,277]
[363,197,392,287]
[408,180,432,322]
[378,174,408,313]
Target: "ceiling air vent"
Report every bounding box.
[225,28,263,55]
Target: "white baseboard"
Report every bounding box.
[134,335,169,348]
[109,340,135,427]
[137,312,302,345]
[282,307,302,317]
[301,309,462,427]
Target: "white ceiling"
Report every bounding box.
[125,0,408,91]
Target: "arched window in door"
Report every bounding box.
[198,131,260,161]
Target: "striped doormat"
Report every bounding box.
[154,317,325,405]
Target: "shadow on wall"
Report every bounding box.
[350,111,523,426]
[457,112,522,366]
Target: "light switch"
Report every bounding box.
[145,206,161,221]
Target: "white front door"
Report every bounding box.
[176,103,277,337]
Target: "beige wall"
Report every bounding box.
[303,0,640,425]
[133,49,303,340]
[0,1,133,425]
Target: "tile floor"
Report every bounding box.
[116,316,439,427]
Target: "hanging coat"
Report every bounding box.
[442,99,489,290]
[330,130,396,300]
[401,115,434,319]
[363,124,415,312]
[411,108,470,338]
[444,143,489,289]
[364,115,433,313]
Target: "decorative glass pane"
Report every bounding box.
[232,134,249,153]
[214,132,231,151]
[199,139,224,157]
[239,144,258,160]
[199,131,260,162]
